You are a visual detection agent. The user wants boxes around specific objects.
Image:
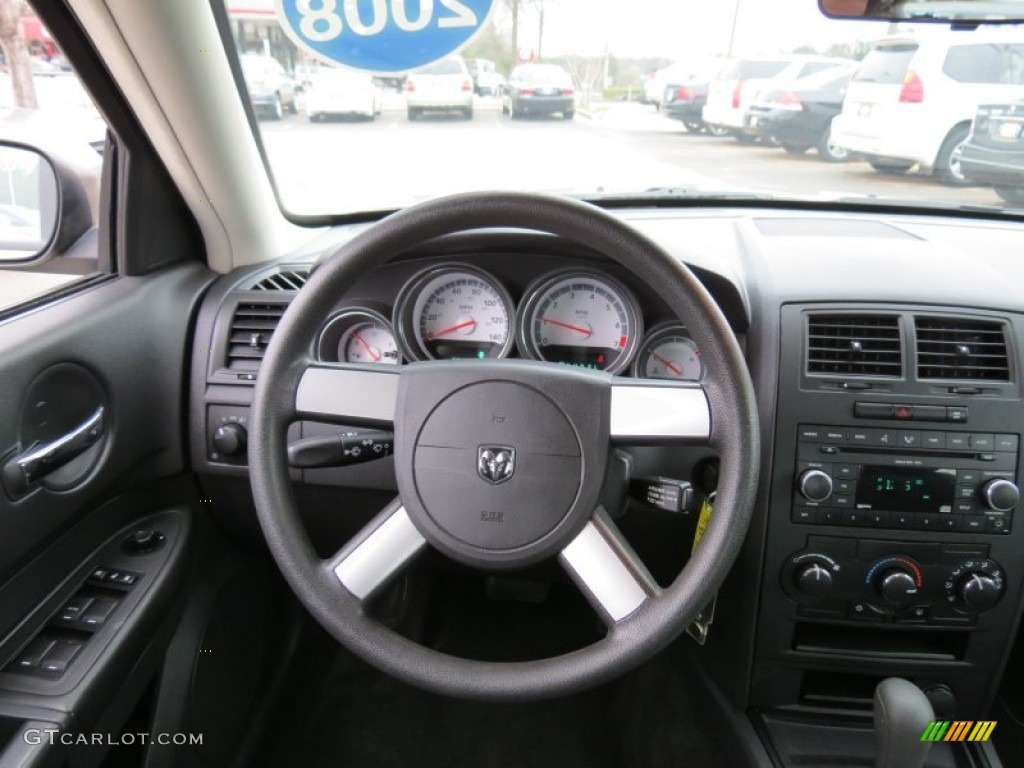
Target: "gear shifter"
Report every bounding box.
[874,678,935,768]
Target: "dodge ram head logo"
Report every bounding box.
[478,447,516,485]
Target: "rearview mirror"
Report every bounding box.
[821,0,1024,23]
[0,145,58,262]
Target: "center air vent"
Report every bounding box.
[226,302,288,372]
[807,314,902,377]
[915,317,1010,382]
[250,267,310,291]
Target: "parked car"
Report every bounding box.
[239,53,297,120]
[644,62,692,110]
[746,66,855,162]
[405,56,474,120]
[961,100,1024,204]
[832,32,1024,184]
[305,68,382,122]
[703,55,854,142]
[468,58,505,96]
[502,63,576,120]
[662,58,731,134]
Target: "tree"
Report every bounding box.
[0,0,38,110]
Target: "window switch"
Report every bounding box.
[40,641,83,677]
[80,597,118,628]
[58,595,94,624]
[16,637,57,670]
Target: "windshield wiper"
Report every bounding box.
[579,187,775,205]
[831,194,1020,215]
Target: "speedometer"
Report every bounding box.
[517,271,643,374]
[394,265,515,361]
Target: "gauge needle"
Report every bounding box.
[427,319,476,340]
[540,317,593,337]
[652,353,683,377]
[352,333,381,362]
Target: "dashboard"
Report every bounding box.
[187,206,1024,764]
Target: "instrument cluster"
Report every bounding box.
[316,262,704,381]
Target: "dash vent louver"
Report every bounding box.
[915,317,1010,382]
[250,267,310,291]
[226,302,288,372]
[806,314,902,377]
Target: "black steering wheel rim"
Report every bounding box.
[249,192,759,701]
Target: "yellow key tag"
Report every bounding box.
[688,492,717,645]
[692,492,715,554]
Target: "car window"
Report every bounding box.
[225,1,1024,216]
[419,60,464,76]
[944,43,1024,84]
[853,44,917,83]
[0,1,109,314]
[734,60,791,79]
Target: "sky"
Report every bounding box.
[517,0,886,59]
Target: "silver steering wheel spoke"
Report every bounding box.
[329,500,427,601]
[296,363,400,426]
[559,510,659,625]
[609,380,711,444]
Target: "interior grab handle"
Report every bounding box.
[2,407,105,495]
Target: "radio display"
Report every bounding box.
[855,466,956,513]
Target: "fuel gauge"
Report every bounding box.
[317,309,400,366]
[633,324,704,381]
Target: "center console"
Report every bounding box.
[754,305,1024,727]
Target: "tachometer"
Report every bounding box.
[633,324,704,381]
[317,308,400,365]
[395,265,515,361]
[517,270,642,374]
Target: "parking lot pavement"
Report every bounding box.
[260,98,1005,215]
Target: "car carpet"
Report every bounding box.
[251,574,730,768]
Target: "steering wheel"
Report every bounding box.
[249,192,759,701]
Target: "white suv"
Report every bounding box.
[832,31,1024,184]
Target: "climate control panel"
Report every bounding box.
[782,536,1004,625]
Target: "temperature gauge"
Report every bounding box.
[317,309,400,366]
[633,324,703,381]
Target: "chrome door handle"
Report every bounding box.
[3,407,105,495]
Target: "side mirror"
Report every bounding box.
[0,140,97,266]
[0,145,58,262]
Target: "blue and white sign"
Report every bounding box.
[275,0,496,74]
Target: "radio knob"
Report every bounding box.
[878,569,920,606]
[795,562,834,599]
[958,573,1003,611]
[798,470,833,503]
[213,423,248,456]
[981,479,1019,512]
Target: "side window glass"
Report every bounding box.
[943,45,1002,83]
[0,2,109,313]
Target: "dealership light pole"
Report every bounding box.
[727,0,742,55]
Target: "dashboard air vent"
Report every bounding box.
[915,317,1010,382]
[226,302,288,372]
[807,314,902,377]
[250,267,310,291]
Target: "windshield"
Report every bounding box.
[225,0,1024,216]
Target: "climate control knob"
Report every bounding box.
[959,574,1002,610]
[877,569,920,606]
[213,423,248,456]
[946,558,1005,612]
[981,479,1019,512]
[795,563,834,599]
[798,470,833,503]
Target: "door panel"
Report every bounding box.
[0,264,212,580]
